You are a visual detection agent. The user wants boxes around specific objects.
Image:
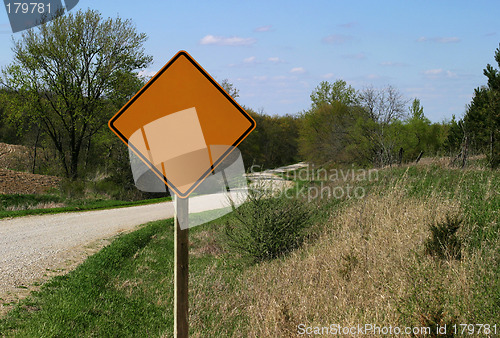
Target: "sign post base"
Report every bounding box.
[174,196,189,337]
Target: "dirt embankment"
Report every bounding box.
[0,142,30,169]
[0,169,61,194]
[0,142,61,194]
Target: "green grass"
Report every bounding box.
[0,164,498,336]
[0,194,63,207]
[0,214,247,337]
[0,219,174,336]
[0,194,171,219]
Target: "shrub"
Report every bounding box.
[224,191,311,262]
[424,214,463,260]
[417,306,457,338]
[59,179,86,199]
[339,251,359,280]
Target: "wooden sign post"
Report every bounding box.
[174,195,189,337]
[108,51,256,337]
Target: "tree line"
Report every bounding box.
[296,81,446,167]
[241,48,500,170]
[0,9,497,197]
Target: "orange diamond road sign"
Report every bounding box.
[109,50,256,198]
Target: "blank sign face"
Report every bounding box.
[144,107,207,164]
[128,107,213,195]
[109,51,255,198]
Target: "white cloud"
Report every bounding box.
[254,25,272,32]
[380,61,407,67]
[322,73,335,79]
[200,35,256,46]
[268,57,285,63]
[423,68,458,78]
[424,68,444,75]
[243,56,257,63]
[438,37,461,43]
[290,67,306,74]
[446,70,458,78]
[253,75,268,81]
[417,36,461,43]
[138,69,157,78]
[322,34,353,44]
[228,56,263,68]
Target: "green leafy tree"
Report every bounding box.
[220,78,240,100]
[1,9,152,179]
[444,115,463,154]
[0,89,21,144]
[464,43,500,168]
[409,98,425,120]
[238,108,264,168]
[299,101,371,165]
[299,80,413,166]
[399,99,444,162]
[405,99,430,160]
[239,108,300,169]
[310,80,359,107]
[464,87,491,151]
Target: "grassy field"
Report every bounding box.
[0,163,498,337]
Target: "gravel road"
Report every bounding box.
[0,191,256,314]
[0,163,306,315]
[0,201,176,314]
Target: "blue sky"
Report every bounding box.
[1,0,499,122]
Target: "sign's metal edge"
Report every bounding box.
[108,50,256,198]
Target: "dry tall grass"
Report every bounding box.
[236,188,467,336]
[189,165,498,337]
[5,201,65,211]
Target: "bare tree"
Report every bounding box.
[361,85,408,124]
[360,85,409,166]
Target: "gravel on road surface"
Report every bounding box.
[0,201,174,315]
